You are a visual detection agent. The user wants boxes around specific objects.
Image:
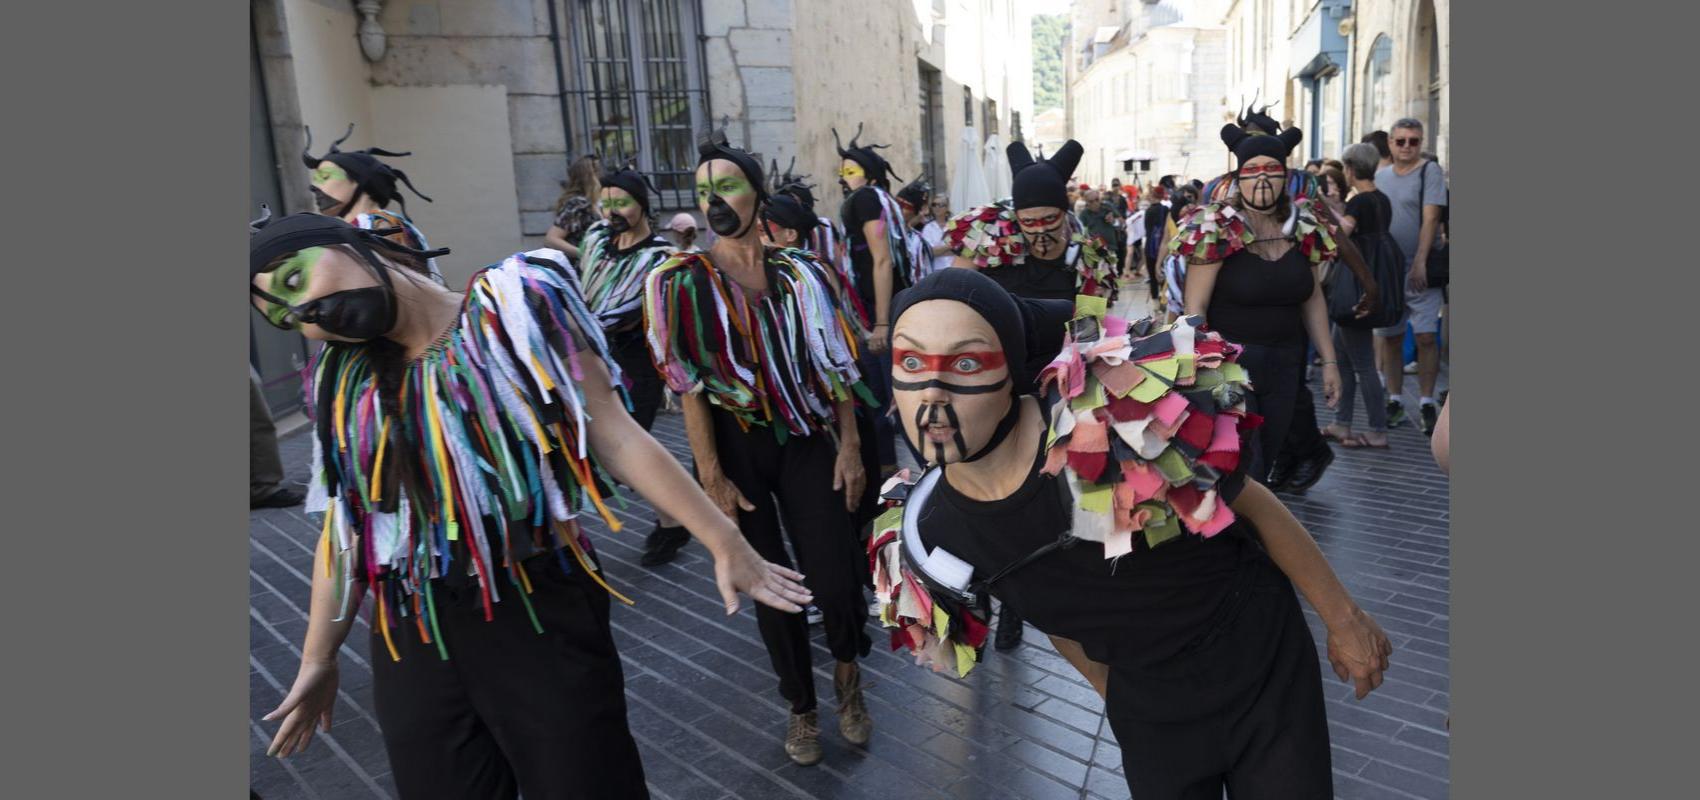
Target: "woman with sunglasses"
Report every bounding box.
[1172,116,1348,483]
[248,210,812,799]
[870,268,1391,799]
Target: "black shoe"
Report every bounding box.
[994,605,1024,651]
[1386,400,1409,428]
[1265,458,1296,492]
[1420,402,1439,437]
[639,523,690,567]
[1284,446,1335,493]
[251,487,304,509]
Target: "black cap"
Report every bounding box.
[1008,140,1083,211]
[696,129,768,204]
[600,166,653,214]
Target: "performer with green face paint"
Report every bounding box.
[248,209,814,799]
[574,164,695,566]
[303,124,444,284]
[644,131,876,767]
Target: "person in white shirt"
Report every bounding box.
[920,194,954,274]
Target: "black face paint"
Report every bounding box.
[606,213,632,234]
[251,285,394,340]
[1244,175,1281,210]
[890,375,1011,394]
[941,403,969,458]
[703,161,756,238]
[312,185,342,212]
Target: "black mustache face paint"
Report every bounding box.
[1244,175,1280,210]
[312,185,343,213]
[911,403,968,465]
[890,375,1011,394]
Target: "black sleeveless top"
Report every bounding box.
[983,251,1079,302]
[1205,244,1315,346]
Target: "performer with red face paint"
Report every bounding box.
[869,268,1392,799]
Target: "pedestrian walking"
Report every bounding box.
[1373,118,1448,434]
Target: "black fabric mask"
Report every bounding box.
[606,213,632,234]
[312,185,346,213]
[251,285,393,340]
[705,192,746,237]
[249,208,449,341]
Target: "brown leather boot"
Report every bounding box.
[784,710,823,766]
[834,664,872,746]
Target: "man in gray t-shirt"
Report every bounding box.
[1372,118,1448,435]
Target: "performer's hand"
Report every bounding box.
[1322,363,1342,409]
[712,537,813,616]
[1326,607,1393,700]
[831,442,866,512]
[263,659,339,758]
[1352,290,1377,319]
[702,467,756,517]
[867,324,891,354]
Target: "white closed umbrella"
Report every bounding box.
[950,125,992,210]
[983,132,1012,202]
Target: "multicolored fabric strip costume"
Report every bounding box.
[1167,196,1339,267]
[840,185,925,317]
[642,247,872,442]
[867,296,1261,678]
[803,215,874,341]
[574,219,675,329]
[355,209,444,285]
[303,249,629,662]
[942,203,1118,299]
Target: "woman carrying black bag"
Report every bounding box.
[1322,143,1407,448]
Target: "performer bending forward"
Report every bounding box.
[871,269,1392,799]
[644,132,874,767]
[251,211,811,799]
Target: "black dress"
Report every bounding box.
[1206,242,1317,481]
[914,405,1332,799]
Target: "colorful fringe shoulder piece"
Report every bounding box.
[1290,195,1340,267]
[355,209,444,284]
[1035,295,1262,558]
[642,246,871,442]
[303,248,631,662]
[867,470,991,678]
[576,220,675,329]
[806,215,874,342]
[1167,201,1253,264]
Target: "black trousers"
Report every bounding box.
[711,407,872,713]
[610,329,664,431]
[1106,558,1332,799]
[1276,368,1329,471]
[1235,341,1307,483]
[372,556,648,800]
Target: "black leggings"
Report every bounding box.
[610,329,664,431]
[1234,341,1306,482]
[371,557,648,800]
[711,407,872,713]
[1106,560,1332,799]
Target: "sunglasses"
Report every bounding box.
[1394,136,1422,147]
[1238,162,1287,177]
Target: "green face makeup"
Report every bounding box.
[311,163,350,186]
[599,195,637,212]
[695,173,752,205]
[258,247,325,329]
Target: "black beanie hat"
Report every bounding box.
[891,269,1074,392]
[696,129,768,204]
[599,166,653,214]
[769,157,818,212]
[761,194,819,238]
[302,124,433,214]
[1220,116,1303,168]
[1008,139,1083,211]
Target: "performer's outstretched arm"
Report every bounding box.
[1230,480,1393,699]
[262,533,365,758]
[577,354,812,615]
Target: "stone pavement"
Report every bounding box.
[250,289,1449,799]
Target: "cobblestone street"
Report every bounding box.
[250,287,1450,800]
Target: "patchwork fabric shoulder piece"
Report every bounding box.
[1035,296,1262,558]
[943,202,1026,269]
[1068,213,1118,301]
[1290,196,1341,267]
[867,471,991,678]
[1167,201,1252,264]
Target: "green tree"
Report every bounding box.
[1032,14,1067,112]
